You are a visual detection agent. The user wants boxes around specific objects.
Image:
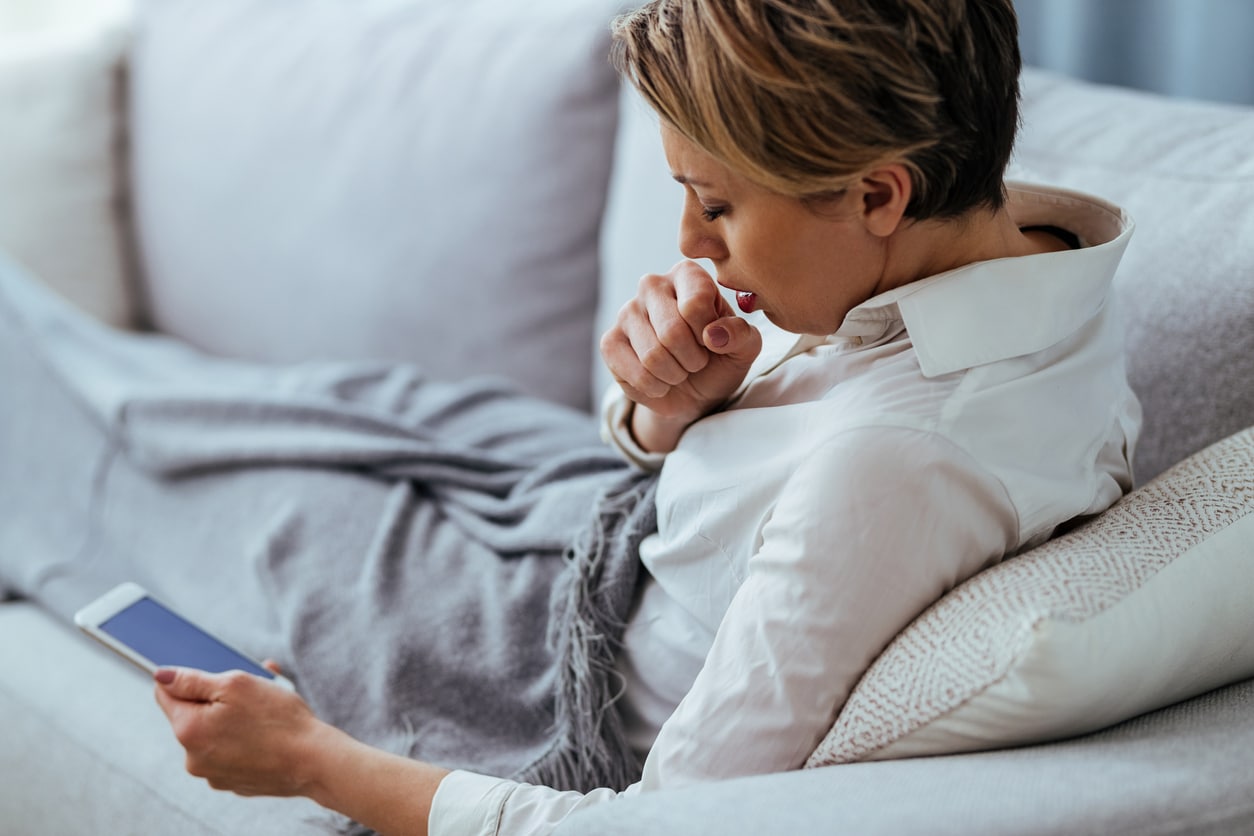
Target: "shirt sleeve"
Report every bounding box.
[599,386,667,472]
[429,771,638,836]
[639,426,1019,785]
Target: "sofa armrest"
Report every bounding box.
[555,677,1254,836]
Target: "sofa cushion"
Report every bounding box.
[1015,69,1254,484]
[558,676,1254,836]
[0,17,137,328]
[806,425,1254,766]
[130,0,626,410]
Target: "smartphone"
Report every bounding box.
[74,582,293,690]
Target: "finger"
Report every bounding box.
[638,271,710,376]
[645,295,709,377]
[610,373,662,411]
[155,689,211,752]
[601,319,671,400]
[703,316,763,363]
[629,274,693,383]
[153,681,180,721]
[625,308,691,387]
[671,262,723,336]
[263,659,283,675]
[155,667,218,703]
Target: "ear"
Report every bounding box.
[857,164,912,238]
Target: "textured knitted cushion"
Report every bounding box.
[807,426,1254,767]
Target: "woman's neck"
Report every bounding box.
[883,204,1065,290]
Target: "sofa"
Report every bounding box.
[1,2,1252,834]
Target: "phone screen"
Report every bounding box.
[99,596,274,679]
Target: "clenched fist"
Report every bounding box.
[600,260,762,452]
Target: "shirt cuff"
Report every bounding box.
[429,771,517,836]
[600,387,667,472]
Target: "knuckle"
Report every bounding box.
[656,318,694,348]
[171,715,198,747]
[185,754,209,779]
[674,259,712,286]
[601,329,634,366]
[222,671,251,691]
[628,371,668,400]
[638,272,668,293]
[615,298,647,332]
[183,727,210,752]
[605,350,639,384]
[677,287,714,319]
[682,350,710,374]
[619,295,644,318]
[639,344,674,371]
[598,329,619,355]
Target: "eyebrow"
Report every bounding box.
[672,174,715,188]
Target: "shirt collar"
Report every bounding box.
[832,182,1134,378]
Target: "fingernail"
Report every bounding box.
[708,326,729,348]
[155,669,176,685]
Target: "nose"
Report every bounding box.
[677,194,728,262]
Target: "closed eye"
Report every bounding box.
[701,206,726,222]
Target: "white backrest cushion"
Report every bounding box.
[131,0,625,410]
[1014,69,1254,484]
[0,18,137,328]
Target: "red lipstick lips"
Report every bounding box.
[736,291,757,313]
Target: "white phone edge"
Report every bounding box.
[73,581,295,691]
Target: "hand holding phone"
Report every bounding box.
[75,582,293,690]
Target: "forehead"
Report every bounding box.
[659,124,809,214]
[662,124,767,200]
[660,124,732,188]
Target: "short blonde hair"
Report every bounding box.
[611,0,1022,220]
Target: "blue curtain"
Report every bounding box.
[1015,0,1254,106]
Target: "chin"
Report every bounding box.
[764,310,829,336]
[762,310,799,333]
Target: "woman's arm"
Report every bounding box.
[639,428,1019,783]
[154,667,449,836]
[154,665,636,836]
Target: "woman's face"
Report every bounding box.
[662,125,888,336]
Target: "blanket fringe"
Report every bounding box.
[522,473,657,792]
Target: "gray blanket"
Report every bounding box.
[0,255,658,824]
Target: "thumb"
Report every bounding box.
[703,316,762,364]
[155,667,216,701]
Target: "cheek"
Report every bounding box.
[801,245,884,329]
[814,232,880,290]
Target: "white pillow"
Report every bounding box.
[807,426,1254,766]
[0,17,137,328]
[131,0,626,411]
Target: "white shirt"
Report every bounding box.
[429,182,1142,835]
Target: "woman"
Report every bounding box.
[0,0,1139,834]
